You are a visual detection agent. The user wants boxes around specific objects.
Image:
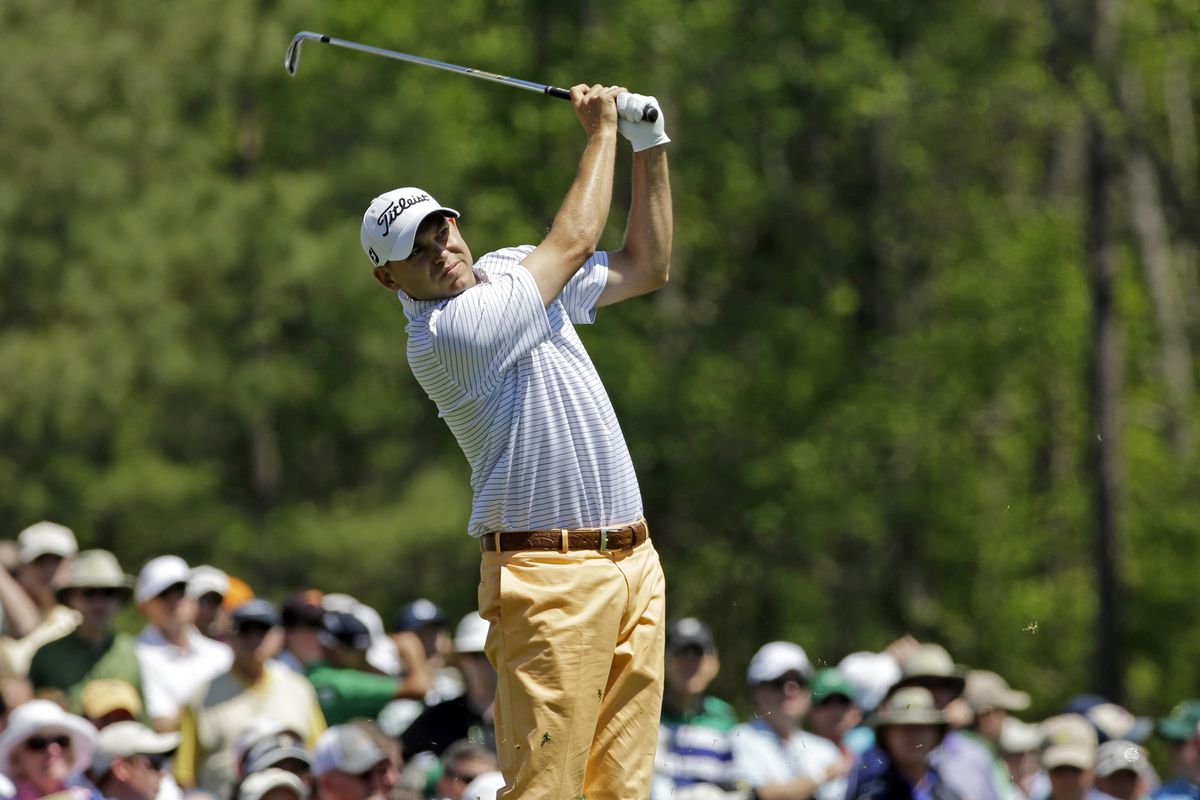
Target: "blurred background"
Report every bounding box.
[3,0,1199,717]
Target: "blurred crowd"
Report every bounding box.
[0,521,1196,800]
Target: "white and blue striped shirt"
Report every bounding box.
[399,246,643,536]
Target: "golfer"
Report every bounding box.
[360,84,671,799]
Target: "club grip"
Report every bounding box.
[545,86,659,122]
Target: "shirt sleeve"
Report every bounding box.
[312,668,399,724]
[559,251,609,325]
[173,705,199,787]
[139,654,177,722]
[426,265,552,398]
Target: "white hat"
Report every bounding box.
[238,768,306,800]
[186,565,229,599]
[0,699,97,778]
[360,187,459,268]
[1040,713,1098,770]
[1095,740,1152,778]
[838,651,902,712]
[135,555,190,604]
[999,717,1044,754]
[747,641,813,685]
[454,612,490,653]
[17,522,78,563]
[312,725,386,777]
[92,721,179,776]
[462,771,507,800]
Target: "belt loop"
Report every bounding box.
[494,533,502,554]
[598,527,610,553]
[559,529,569,553]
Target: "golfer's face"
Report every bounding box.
[393,214,475,300]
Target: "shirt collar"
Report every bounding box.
[397,266,489,319]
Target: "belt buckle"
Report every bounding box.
[598,527,611,553]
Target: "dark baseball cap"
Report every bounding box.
[394,598,447,632]
[231,599,281,629]
[320,611,371,650]
[281,590,325,627]
[666,617,715,655]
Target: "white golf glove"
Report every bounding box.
[616,92,670,152]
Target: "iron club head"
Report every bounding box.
[284,31,328,76]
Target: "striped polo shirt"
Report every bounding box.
[399,246,643,536]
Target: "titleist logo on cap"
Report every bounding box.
[376,193,431,237]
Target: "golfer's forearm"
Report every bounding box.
[555,129,617,246]
[621,147,672,287]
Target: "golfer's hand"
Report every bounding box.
[616,92,670,152]
[571,83,622,138]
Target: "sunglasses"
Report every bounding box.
[25,735,71,752]
[135,753,169,771]
[80,587,122,600]
[155,582,187,601]
[234,622,274,637]
[763,674,809,690]
[444,765,488,783]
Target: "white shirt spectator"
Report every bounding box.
[136,625,232,722]
[731,719,846,800]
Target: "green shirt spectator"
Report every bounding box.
[305,661,402,725]
[27,550,141,713]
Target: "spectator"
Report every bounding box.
[1065,697,1154,746]
[999,717,1044,799]
[880,644,1001,800]
[89,721,180,800]
[322,596,400,678]
[651,618,737,800]
[963,670,1032,800]
[175,600,325,796]
[730,641,849,800]
[850,687,959,800]
[434,740,498,800]
[307,611,428,726]
[277,592,326,675]
[1150,701,1200,800]
[393,600,462,704]
[134,556,233,732]
[809,669,864,756]
[400,614,494,759]
[0,699,99,800]
[185,568,229,643]
[236,768,307,800]
[1039,714,1102,800]
[28,551,141,712]
[838,650,903,756]
[1094,740,1152,800]
[80,680,142,730]
[350,720,420,800]
[0,522,81,677]
[312,726,394,800]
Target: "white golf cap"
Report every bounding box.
[747,641,814,685]
[462,771,507,800]
[312,725,386,777]
[17,521,78,563]
[135,555,191,604]
[453,612,490,653]
[360,187,458,269]
[187,565,230,599]
[92,721,179,775]
[238,768,306,800]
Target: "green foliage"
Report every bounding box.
[2,0,1199,720]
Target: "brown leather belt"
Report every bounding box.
[481,519,649,553]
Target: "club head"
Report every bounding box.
[284,31,327,76]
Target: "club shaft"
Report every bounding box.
[285,32,657,122]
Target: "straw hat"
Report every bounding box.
[0,700,97,778]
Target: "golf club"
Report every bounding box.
[284,31,658,122]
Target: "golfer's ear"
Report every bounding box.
[373,266,400,291]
